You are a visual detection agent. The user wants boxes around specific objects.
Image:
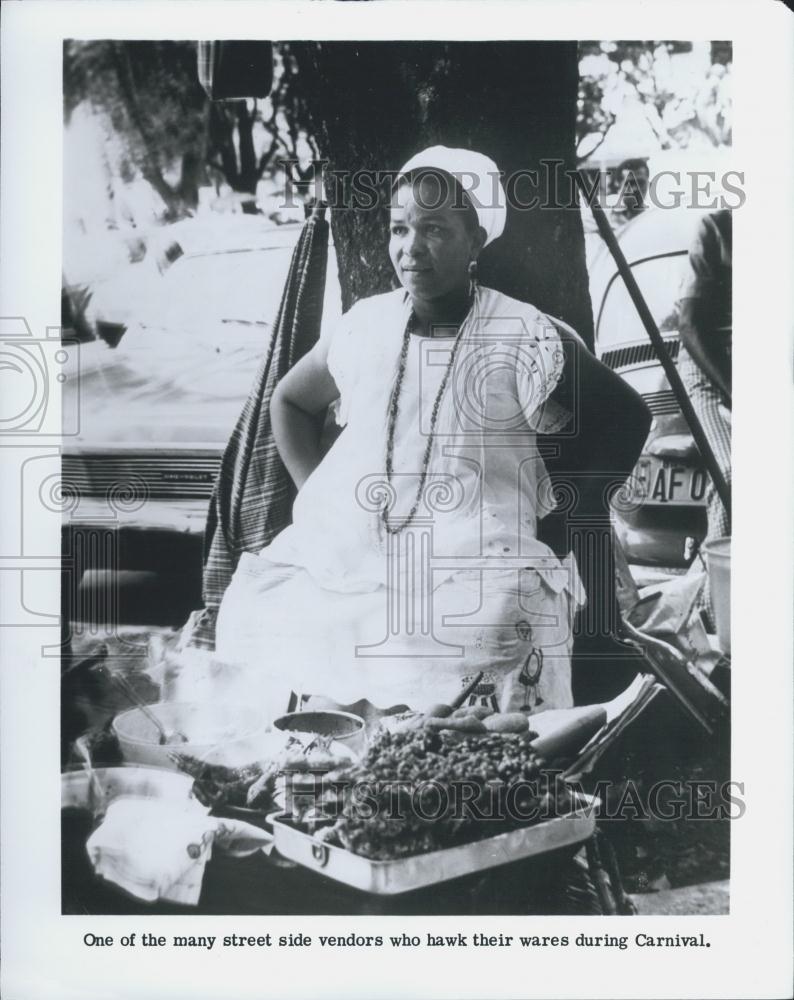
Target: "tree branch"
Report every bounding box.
[110,42,181,217]
[577,127,611,165]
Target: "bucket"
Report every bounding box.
[702,538,731,652]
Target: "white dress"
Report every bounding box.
[214,286,585,713]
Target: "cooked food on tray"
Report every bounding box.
[384,699,534,736]
[170,752,279,810]
[424,709,532,735]
[289,728,576,861]
[171,734,356,812]
[278,733,358,772]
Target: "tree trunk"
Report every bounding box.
[110,42,183,220]
[178,152,204,209]
[236,102,260,193]
[208,103,240,190]
[293,41,594,349]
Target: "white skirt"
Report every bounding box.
[213,551,582,715]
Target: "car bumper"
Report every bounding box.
[66,496,209,534]
[614,504,707,568]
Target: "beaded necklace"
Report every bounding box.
[381,295,473,534]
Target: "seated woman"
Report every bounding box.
[213,147,597,713]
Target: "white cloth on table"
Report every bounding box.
[86,797,215,905]
[215,286,586,713]
[86,797,275,905]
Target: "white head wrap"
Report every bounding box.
[398,145,507,247]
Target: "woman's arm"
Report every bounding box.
[679,297,732,402]
[536,316,651,476]
[270,337,340,489]
[539,323,652,535]
[678,212,732,403]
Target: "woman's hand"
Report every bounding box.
[270,338,340,489]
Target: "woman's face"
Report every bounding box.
[389,176,483,305]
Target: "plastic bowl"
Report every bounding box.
[111,701,266,771]
[272,710,366,754]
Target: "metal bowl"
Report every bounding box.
[272,710,366,755]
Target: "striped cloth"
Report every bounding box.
[676,210,732,544]
[678,347,732,541]
[185,204,330,650]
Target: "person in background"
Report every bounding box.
[611,158,650,225]
[580,158,649,273]
[677,209,732,547]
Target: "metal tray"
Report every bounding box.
[269,796,599,895]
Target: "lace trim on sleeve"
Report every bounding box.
[516,316,570,433]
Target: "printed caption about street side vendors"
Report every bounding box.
[82,929,712,952]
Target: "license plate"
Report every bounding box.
[629,458,709,506]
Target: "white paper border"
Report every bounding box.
[1,2,792,998]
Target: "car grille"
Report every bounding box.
[600,338,680,371]
[599,339,682,416]
[641,390,681,416]
[62,452,222,502]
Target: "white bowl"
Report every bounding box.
[61,766,199,811]
[111,701,266,771]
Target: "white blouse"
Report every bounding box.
[260,285,581,602]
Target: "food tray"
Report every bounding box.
[269,795,599,895]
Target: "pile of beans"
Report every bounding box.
[314,729,574,860]
[360,729,543,786]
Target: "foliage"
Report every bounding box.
[63,40,319,215]
[64,41,208,216]
[577,41,732,162]
[66,39,733,216]
[205,44,319,199]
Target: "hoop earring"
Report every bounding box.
[468,259,479,298]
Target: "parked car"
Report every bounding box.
[62,217,341,626]
[588,206,710,569]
